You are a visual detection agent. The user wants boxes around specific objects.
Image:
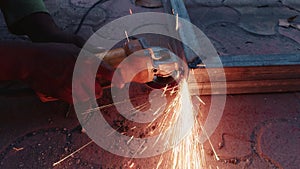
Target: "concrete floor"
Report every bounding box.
[0,0,299,168]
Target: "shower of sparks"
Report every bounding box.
[71,79,215,168]
[169,80,205,169]
[149,79,208,169]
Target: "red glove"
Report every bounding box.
[111,49,154,88]
[0,41,102,104]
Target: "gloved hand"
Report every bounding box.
[0,41,102,104]
[111,49,154,88]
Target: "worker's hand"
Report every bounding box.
[29,43,104,104]
[0,41,103,104]
[112,49,154,88]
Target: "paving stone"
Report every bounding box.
[281,0,300,9]
[82,6,107,27]
[75,25,95,40]
[185,0,223,7]
[235,7,299,35]
[246,156,274,169]
[278,27,300,44]
[204,22,300,55]
[44,0,74,30]
[100,0,162,21]
[70,0,99,8]
[187,0,300,7]
[44,0,106,33]
[258,121,300,169]
[200,93,300,169]
[224,0,280,7]
[187,6,239,29]
[214,133,252,158]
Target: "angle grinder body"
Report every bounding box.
[100,38,186,89]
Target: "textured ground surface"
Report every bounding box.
[0,0,299,168]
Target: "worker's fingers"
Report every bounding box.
[84,43,106,54]
[115,50,154,85]
[72,77,102,104]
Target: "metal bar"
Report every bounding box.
[169,0,202,68]
[207,53,300,67]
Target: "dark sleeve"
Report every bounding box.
[0,0,48,27]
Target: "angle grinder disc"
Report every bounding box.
[146,76,178,89]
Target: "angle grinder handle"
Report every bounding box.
[100,38,144,68]
[101,48,127,69]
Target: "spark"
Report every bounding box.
[139,146,148,154]
[146,103,167,128]
[191,68,195,75]
[127,136,134,145]
[199,123,220,161]
[53,140,93,167]
[175,13,179,31]
[107,126,122,136]
[132,140,145,158]
[130,102,148,114]
[152,132,163,147]
[129,9,133,15]
[153,107,162,116]
[13,147,24,151]
[65,104,72,117]
[170,87,176,96]
[156,156,163,169]
[161,84,169,97]
[129,162,135,168]
[130,126,137,130]
[125,30,130,42]
[195,95,206,105]
[82,95,149,115]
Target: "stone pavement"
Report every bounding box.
[186,0,300,8]
[0,0,300,168]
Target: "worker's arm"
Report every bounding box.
[0,41,153,103]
